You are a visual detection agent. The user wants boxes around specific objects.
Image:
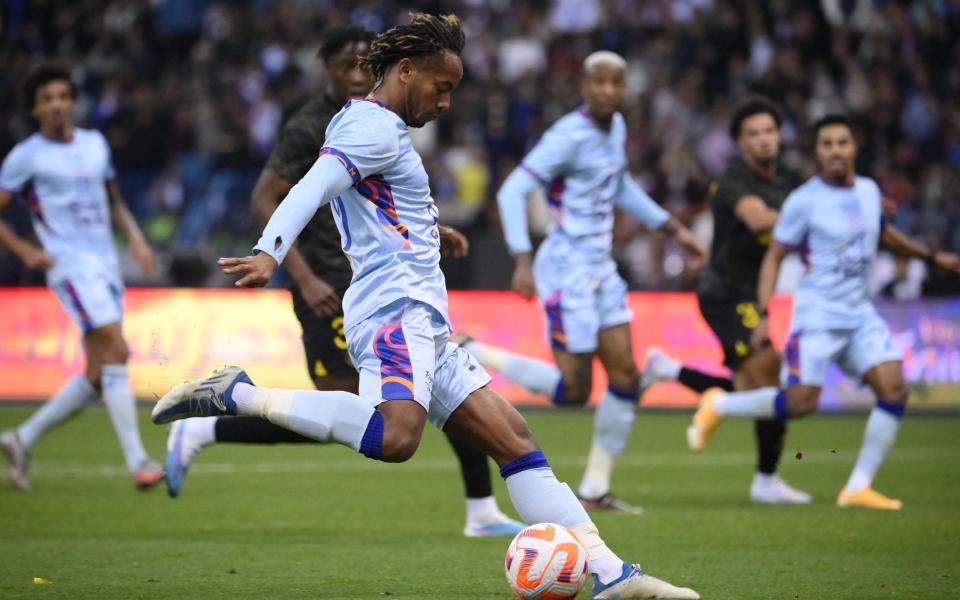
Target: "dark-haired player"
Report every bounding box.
[642,98,810,504]
[0,65,162,491]
[153,14,699,598]
[687,115,960,510]
[163,25,522,538]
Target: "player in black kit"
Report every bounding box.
[162,25,524,536]
[643,98,811,504]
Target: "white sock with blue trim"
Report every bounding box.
[17,376,98,450]
[715,387,783,418]
[463,341,562,400]
[231,383,379,456]
[501,450,625,584]
[845,399,904,492]
[578,386,636,499]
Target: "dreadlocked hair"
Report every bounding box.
[360,12,465,83]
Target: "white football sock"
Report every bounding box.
[465,496,499,521]
[231,382,373,452]
[465,341,561,397]
[578,443,616,500]
[185,416,217,447]
[578,389,635,499]
[845,405,901,493]
[502,454,625,584]
[17,376,97,450]
[102,364,149,472]
[715,387,778,418]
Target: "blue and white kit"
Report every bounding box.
[255,99,489,427]
[775,175,902,386]
[498,108,669,353]
[0,128,123,332]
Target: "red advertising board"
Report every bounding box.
[2,288,956,409]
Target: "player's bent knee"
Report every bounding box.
[378,433,421,463]
[562,381,591,405]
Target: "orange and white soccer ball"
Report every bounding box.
[504,522,589,600]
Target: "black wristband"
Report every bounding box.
[759,307,769,318]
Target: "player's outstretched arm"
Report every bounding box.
[106,180,155,277]
[616,171,706,267]
[250,153,355,267]
[0,189,54,270]
[880,222,960,273]
[250,169,340,316]
[753,242,789,348]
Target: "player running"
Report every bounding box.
[0,65,163,491]
[686,114,960,510]
[455,51,705,513]
[163,25,522,538]
[641,98,810,504]
[153,14,699,598]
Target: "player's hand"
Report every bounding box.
[675,228,707,270]
[750,317,770,350]
[438,225,469,259]
[511,255,537,300]
[21,245,54,271]
[218,253,278,288]
[130,236,156,278]
[297,273,341,317]
[933,251,960,272]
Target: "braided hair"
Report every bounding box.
[360,12,465,84]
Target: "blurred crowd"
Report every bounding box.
[1,0,959,295]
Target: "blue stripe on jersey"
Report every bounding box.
[319,147,362,185]
[332,196,352,251]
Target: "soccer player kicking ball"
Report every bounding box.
[686,114,960,510]
[0,65,163,491]
[455,51,705,513]
[164,24,522,539]
[153,14,698,599]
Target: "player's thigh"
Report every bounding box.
[734,346,781,389]
[443,385,537,467]
[697,295,757,371]
[291,289,357,393]
[427,338,494,430]
[843,317,905,398]
[781,328,845,388]
[862,361,908,402]
[348,300,435,415]
[596,323,639,391]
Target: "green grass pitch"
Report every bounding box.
[0,406,957,599]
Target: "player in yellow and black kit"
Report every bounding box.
[162,25,524,537]
[643,98,811,504]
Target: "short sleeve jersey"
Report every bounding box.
[774,175,884,329]
[0,128,119,274]
[520,108,632,257]
[320,99,447,330]
[697,157,799,300]
[264,94,352,294]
